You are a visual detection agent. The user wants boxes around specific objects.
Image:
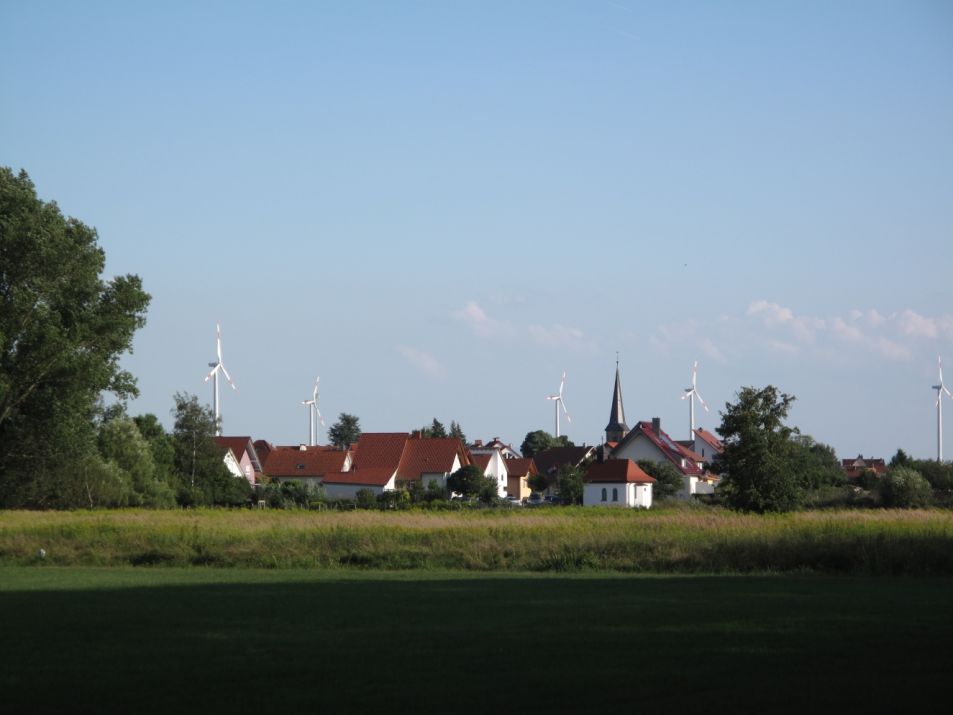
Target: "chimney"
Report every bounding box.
[652,417,661,436]
[473,439,483,448]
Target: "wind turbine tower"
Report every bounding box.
[302,376,325,447]
[203,322,236,436]
[934,356,953,461]
[681,360,709,441]
[546,371,571,438]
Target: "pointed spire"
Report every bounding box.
[605,358,629,443]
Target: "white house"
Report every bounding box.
[470,449,509,497]
[692,428,724,465]
[583,459,655,509]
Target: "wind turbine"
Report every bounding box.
[302,376,325,447]
[681,360,709,441]
[933,356,953,461]
[546,371,571,438]
[203,322,236,436]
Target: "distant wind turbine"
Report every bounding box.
[933,356,953,461]
[302,376,325,446]
[203,322,236,436]
[680,360,709,441]
[546,371,571,438]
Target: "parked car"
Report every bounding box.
[544,495,562,505]
[526,493,544,506]
[504,496,523,507]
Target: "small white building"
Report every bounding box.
[470,449,509,497]
[583,459,655,509]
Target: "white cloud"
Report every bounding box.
[899,309,938,338]
[452,301,514,339]
[528,323,598,355]
[397,346,447,379]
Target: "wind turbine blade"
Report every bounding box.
[561,399,571,422]
[945,385,953,399]
[681,388,693,400]
[216,323,223,361]
[221,364,237,389]
[559,371,567,398]
[204,365,219,382]
[695,391,710,412]
[692,360,698,387]
[317,407,326,427]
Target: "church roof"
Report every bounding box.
[605,363,629,433]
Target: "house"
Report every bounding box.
[471,438,522,460]
[469,449,509,497]
[504,458,537,501]
[610,418,719,498]
[220,447,245,480]
[262,444,351,488]
[532,445,596,495]
[583,459,655,508]
[691,428,724,465]
[842,455,888,481]
[322,432,471,500]
[214,436,264,485]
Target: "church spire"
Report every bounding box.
[605,358,629,444]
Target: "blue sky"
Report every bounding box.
[3,1,952,458]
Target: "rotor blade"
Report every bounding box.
[945,385,953,399]
[681,388,692,401]
[692,360,698,387]
[220,364,237,389]
[561,399,571,422]
[313,376,320,401]
[204,364,220,382]
[695,391,710,412]
[216,323,223,361]
[559,371,567,398]
[316,406,326,427]
[546,395,558,401]
[940,356,944,385]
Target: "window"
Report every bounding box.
[612,488,618,502]
[601,488,607,502]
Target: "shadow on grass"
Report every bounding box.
[2,572,951,714]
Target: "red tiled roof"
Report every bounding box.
[351,433,410,471]
[263,446,349,478]
[693,428,724,454]
[214,436,264,473]
[585,459,656,484]
[841,456,887,479]
[470,453,492,470]
[504,458,537,477]
[323,468,395,487]
[397,436,468,480]
[616,422,704,476]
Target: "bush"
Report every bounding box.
[355,488,377,509]
[878,467,933,508]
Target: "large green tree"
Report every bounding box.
[329,413,361,449]
[714,386,801,513]
[520,430,574,458]
[636,459,684,500]
[0,168,150,507]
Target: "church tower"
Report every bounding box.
[605,360,629,444]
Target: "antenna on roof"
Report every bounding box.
[680,360,709,441]
[203,322,236,436]
[546,370,571,438]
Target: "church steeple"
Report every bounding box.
[605,358,629,444]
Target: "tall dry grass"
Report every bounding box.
[2,506,952,574]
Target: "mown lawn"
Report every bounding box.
[2,567,951,714]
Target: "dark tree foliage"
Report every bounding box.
[528,471,550,494]
[171,393,250,506]
[447,464,495,497]
[449,420,466,444]
[878,466,933,508]
[418,418,447,438]
[520,430,574,458]
[0,168,150,507]
[636,460,684,500]
[714,386,802,513]
[886,449,952,492]
[788,435,845,489]
[329,413,361,449]
[555,465,584,505]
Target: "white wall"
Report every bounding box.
[324,476,395,500]
[584,482,652,508]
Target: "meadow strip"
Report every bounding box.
[1,507,952,574]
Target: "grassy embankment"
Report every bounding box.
[2,506,953,574]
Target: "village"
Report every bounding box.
[213,362,727,509]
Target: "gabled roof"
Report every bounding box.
[585,459,656,484]
[397,436,468,479]
[470,453,492,470]
[693,428,724,454]
[323,468,395,487]
[351,433,410,470]
[505,458,537,477]
[612,421,704,476]
[841,455,887,478]
[263,446,349,478]
[215,436,264,474]
[471,438,521,458]
[533,446,596,476]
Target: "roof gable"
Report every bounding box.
[397,436,468,479]
[585,459,656,484]
[263,445,349,478]
[612,421,704,476]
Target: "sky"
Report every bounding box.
[2,1,952,459]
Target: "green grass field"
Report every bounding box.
[4,507,953,574]
[2,567,952,714]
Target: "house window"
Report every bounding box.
[612,488,618,502]
[601,488,607,502]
